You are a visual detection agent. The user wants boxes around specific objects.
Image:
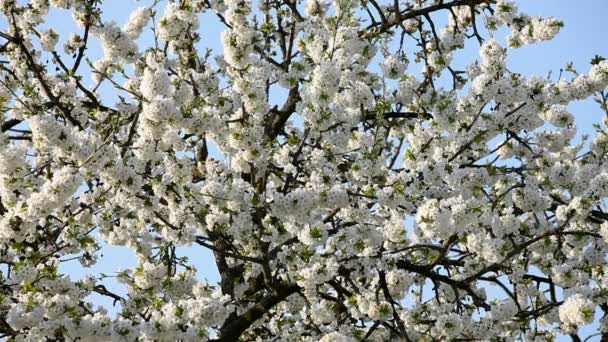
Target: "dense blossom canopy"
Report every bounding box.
[0,0,608,341]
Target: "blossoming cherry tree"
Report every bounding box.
[1,0,608,341]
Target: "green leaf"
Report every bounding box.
[591,55,606,65]
[405,149,416,161]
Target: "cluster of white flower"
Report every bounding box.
[39,29,58,51]
[306,0,329,17]
[93,22,139,62]
[63,32,85,54]
[559,293,595,327]
[157,3,199,51]
[486,0,564,48]
[540,105,574,128]
[381,54,407,79]
[122,7,150,40]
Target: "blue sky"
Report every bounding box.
[4,0,608,340]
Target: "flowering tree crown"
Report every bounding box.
[1,0,608,341]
